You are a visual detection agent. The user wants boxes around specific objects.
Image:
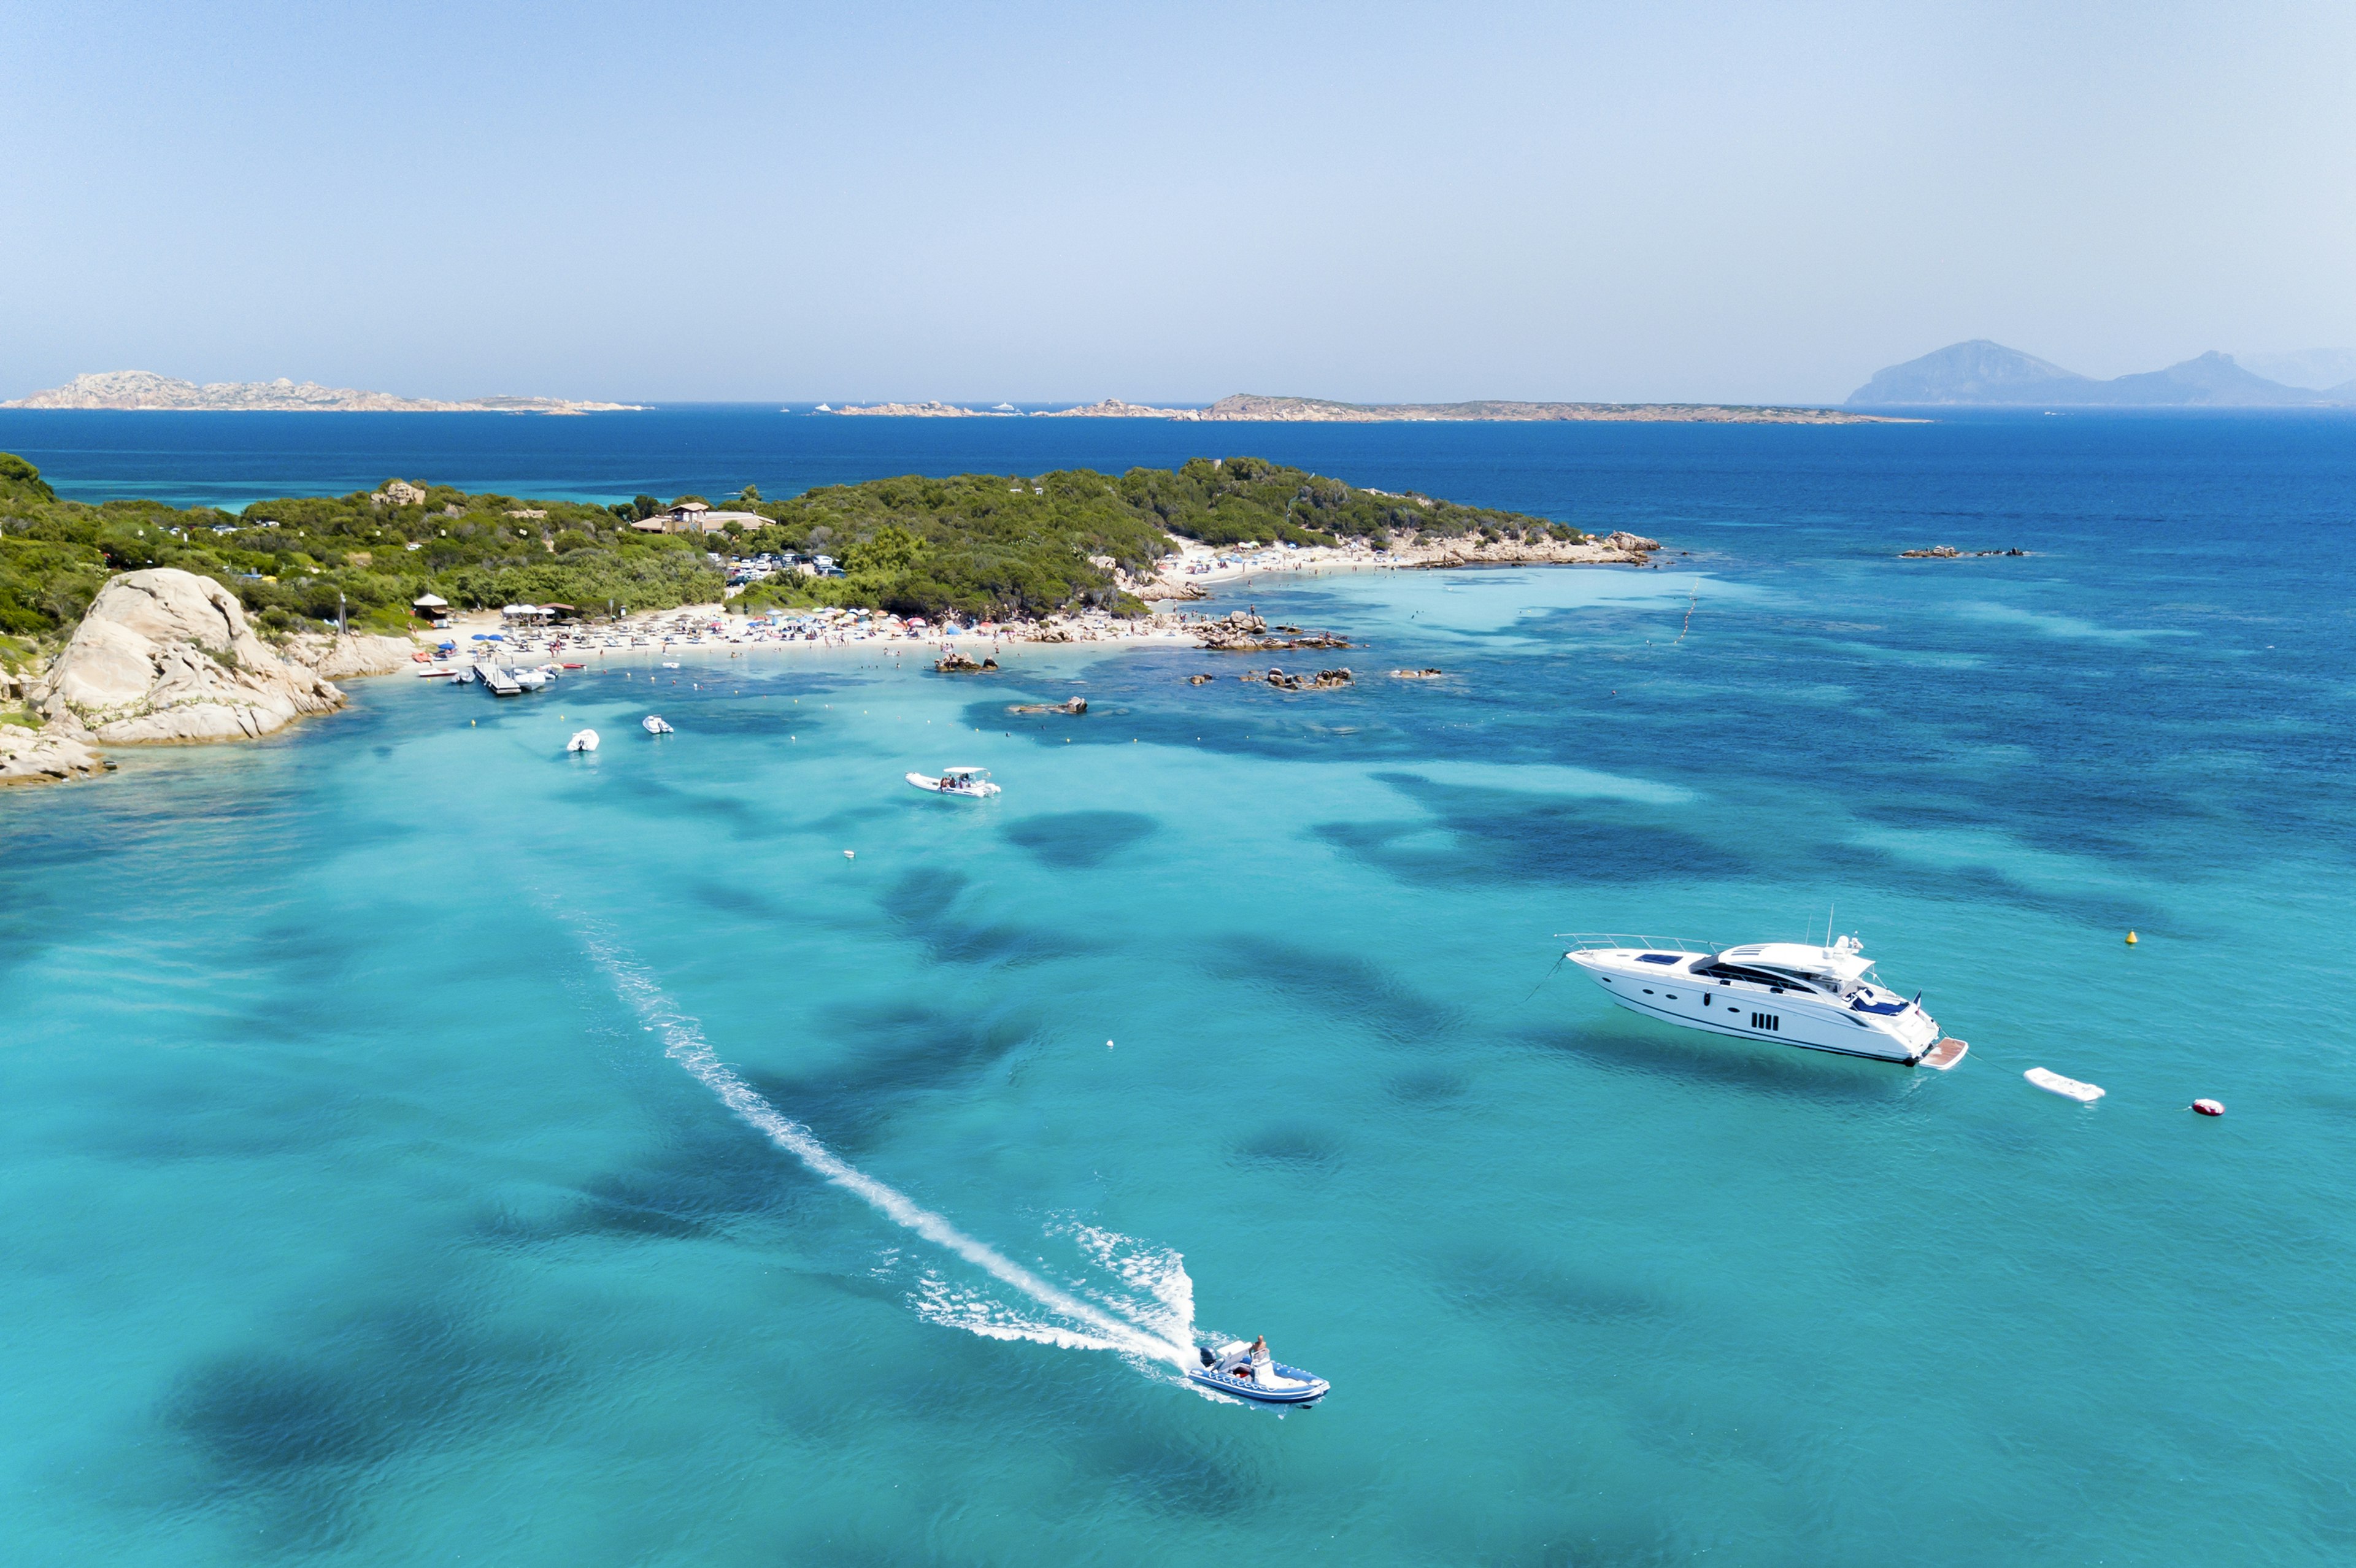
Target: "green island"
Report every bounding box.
[0,453,1579,659]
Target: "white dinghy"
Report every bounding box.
[566,728,599,753]
[906,766,1001,799]
[642,715,674,735]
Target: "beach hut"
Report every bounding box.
[412,591,450,626]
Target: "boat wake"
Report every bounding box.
[573,925,1195,1374]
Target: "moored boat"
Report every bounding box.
[566,728,599,752]
[642,715,674,734]
[1563,933,1962,1067]
[906,766,1000,799]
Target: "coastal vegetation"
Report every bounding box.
[0,452,1574,640]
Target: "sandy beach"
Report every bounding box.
[412,531,1661,670]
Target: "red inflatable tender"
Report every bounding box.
[2192,1099,2225,1117]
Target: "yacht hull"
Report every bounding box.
[1568,943,1943,1066]
[1592,985,1917,1063]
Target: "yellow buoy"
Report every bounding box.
[2126,931,2139,945]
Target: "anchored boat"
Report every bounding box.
[642,715,674,734]
[1564,933,1966,1067]
[566,729,599,753]
[906,766,1001,799]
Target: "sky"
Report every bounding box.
[4,0,2354,404]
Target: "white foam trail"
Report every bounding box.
[579,930,1191,1369]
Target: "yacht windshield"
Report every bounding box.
[1696,963,1820,992]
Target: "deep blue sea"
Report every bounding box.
[4,409,2353,1566]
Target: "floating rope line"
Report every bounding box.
[1673,583,1696,645]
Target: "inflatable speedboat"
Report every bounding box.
[906,766,1000,799]
[642,715,674,734]
[1185,1342,1329,1404]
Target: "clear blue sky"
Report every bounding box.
[6,1,2352,404]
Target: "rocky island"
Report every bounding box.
[822,394,1893,423]
[4,371,639,415]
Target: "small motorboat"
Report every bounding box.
[642,715,674,735]
[567,728,599,753]
[661,661,682,669]
[906,766,1000,799]
[1185,1342,1328,1404]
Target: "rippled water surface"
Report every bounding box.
[4,412,2352,1565]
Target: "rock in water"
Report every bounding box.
[0,723,107,785]
[36,569,345,742]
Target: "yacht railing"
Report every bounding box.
[1557,932,1721,956]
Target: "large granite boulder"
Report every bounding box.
[0,723,106,785]
[285,631,418,679]
[35,569,345,742]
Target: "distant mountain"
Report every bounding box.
[1847,341,2098,405]
[1849,342,2349,407]
[2,370,639,415]
[2236,348,2356,390]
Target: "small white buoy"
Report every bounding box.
[843,850,855,859]
[1106,1040,1115,1050]
[2192,1099,2225,1116]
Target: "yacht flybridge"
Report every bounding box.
[1563,934,1967,1069]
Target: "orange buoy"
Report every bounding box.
[2192,1099,2224,1117]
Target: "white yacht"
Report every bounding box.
[1563,934,1966,1068]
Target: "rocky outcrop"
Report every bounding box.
[1007,697,1087,715]
[0,723,107,785]
[1131,574,1207,601]
[1598,531,1660,553]
[1195,610,1352,652]
[1246,666,1354,691]
[34,569,344,743]
[933,651,1000,672]
[284,631,418,679]
[1388,667,1446,679]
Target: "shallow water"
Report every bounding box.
[4,412,2354,1564]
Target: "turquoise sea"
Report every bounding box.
[4,410,2353,1565]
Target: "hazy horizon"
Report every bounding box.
[7,2,2354,405]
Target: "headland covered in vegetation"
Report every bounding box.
[0,453,1582,650]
